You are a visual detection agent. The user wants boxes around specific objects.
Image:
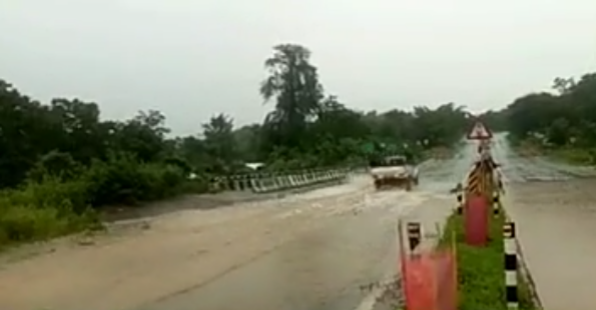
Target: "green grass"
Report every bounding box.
[511,136,595,166]
[547,147,594,166]
[439,210,537,310]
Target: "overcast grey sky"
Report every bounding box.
[1,0,595,135]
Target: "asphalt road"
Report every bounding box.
[2,135,594,310]
[0,148,473,310]
[491,133,596,310]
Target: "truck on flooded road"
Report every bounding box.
[369,155,419,191]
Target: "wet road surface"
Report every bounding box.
[0,153,471,310]
[6,134,596,310]
[492,133,596,310]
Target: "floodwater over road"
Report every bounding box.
[0,154,467,310]
[2,135,595,310]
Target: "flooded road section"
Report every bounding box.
[492,134,596,310]
[4,135,595,310]
[0,157,464,310]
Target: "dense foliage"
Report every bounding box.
[479,73,596,162]
[0,43,472,245]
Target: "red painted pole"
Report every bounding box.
[464,195,489,246]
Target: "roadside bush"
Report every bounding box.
[180,176,211,194]
[136,162,187,200]
[82,153,187,206]
[0,154,197,248]
[163,157,193,176]
[0,176,96,247]
[26,151,82,182]
[0,205,70,244]
[83,154,148,206]
[549,147,595,165]
[4,176,91,213]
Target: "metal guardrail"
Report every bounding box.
[209,167,358,193]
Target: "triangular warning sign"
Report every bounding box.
[467,121,492,140]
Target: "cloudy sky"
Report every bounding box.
[1,0,595,135]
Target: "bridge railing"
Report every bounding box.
[208,167,359,193]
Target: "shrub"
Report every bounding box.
[181,173,211,193]
[550,147,594,165]
[27,151,82,182]
[0,152,198,248]
[0,205,70,244]
[163,157,193,176]
[136,162,187,200]
[3,176,91,213]
[83,153,189,206]
[0,177,97,248]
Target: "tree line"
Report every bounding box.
[0,43,472,245]
[478,72,596,162]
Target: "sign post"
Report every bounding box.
[467,121,493,140]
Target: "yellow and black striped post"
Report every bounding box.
[466,163,483,196]
[481,159,495,197]
[503,222,518,309]
[406,222,421,251]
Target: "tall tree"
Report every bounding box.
[260,44,324,149]
[202,114,236,172]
